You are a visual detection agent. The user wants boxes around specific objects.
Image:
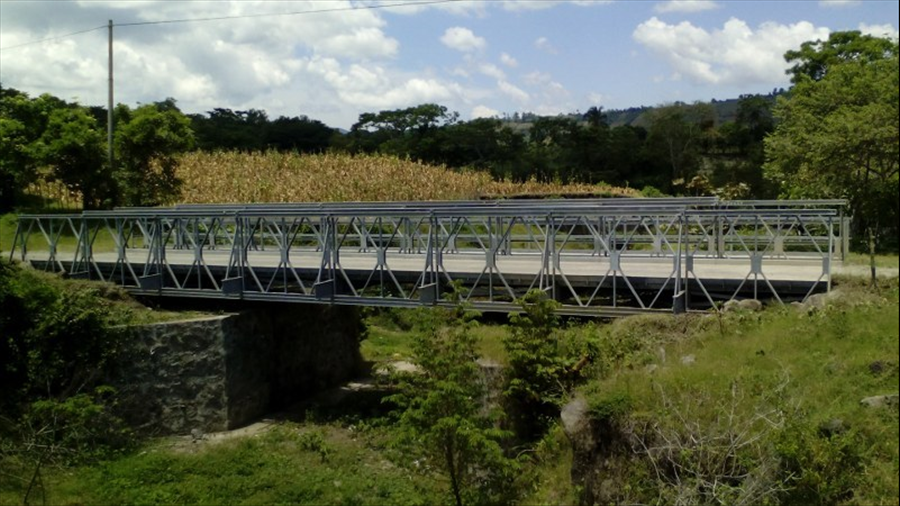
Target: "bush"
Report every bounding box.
[0,261,134,468]
[503,290,597,441]
[387,291,517,506]
[775,420,865,505]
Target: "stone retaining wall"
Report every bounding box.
[115,305,364,435]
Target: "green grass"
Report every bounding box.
[844,252,900,269]
[0,423,443,506]
[361,309,511,364]
[3,273,896,506]
[582,279,900,505]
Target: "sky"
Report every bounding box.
[1,0,898,130]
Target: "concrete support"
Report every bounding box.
[114,305,364,435]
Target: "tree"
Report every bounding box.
[765,43,899,259]
[115,102,195,206]
[388,296,514,506]
[34,107,110,210]
[644,102,715,192]
[349,103,457,160]
[785,30,899,83]
[503,289,591,442]
[0,88,68,211]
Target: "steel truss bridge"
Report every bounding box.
[9,198,848,317]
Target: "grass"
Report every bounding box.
[361,307,510,364]
[844,252,900,269]
[580,278,899,505]
[2,251,896,505]
[0,423,443,506]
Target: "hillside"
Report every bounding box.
[502,90,785,130]
[1,270,896,506]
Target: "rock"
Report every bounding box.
[804,288,846,310]
[737,299,763,311]
[722,299,740,312]
[376,360,420,375]
[190,428,206,443]
[645,364,658,374]
[860,394,899,409]
[721,299,762,312]
[561,395,594,453]
[818,418,846,438]
[681,354,696,365]
[868,361,892,375]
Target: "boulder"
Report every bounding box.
[860,394,899,410]
[722,299,762,312]
[561,395,594,453]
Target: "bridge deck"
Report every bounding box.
[10,198,846,316]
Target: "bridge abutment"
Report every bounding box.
[115,305,364,435]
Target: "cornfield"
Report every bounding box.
[175,151,638,204]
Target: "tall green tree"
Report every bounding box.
[388,298,514,506]
[34,107,110,209]
[0,88,69,211]
[115,102,195,206]
[644,102,716,192]
[765,42,899,256]
[349,103,457,159]
[785,30,899,83]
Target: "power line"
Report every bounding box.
[0,25,106,51]
[0,0,458,51]
[117,0,458,28]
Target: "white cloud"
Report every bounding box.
[587,92,609,104]
[0,0,437,127]
[819,0,861,7]
[633,17,830,85]
[501,0,612,11]
[859,22,899,40]
[498,80,529,102]
[479,63,506,80]
[315,27,399,59]
[524,71,552,86]
[440,27,486,52]
[500,52,518,68]
[654,1,719,14]
[534,37,557,54]
[472,105,500,118]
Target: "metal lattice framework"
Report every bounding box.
[9,198,847,316]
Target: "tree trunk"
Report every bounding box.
[868,226,877,288]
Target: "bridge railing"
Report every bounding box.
[9,198,844,315]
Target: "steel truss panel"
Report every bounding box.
[10,198,844,315]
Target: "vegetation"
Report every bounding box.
[0,90,197,211]
[766,31,899,253]
[503,290,593,442]
[1,30,898,506]
[579,278,899,506]
[386,297,515,506]
[174,151,636,204]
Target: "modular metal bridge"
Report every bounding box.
[8,198,848,317]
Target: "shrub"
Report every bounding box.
[387,290,517,506]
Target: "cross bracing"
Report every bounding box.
[9,198,847,316]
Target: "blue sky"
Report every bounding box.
[1,0,897,129]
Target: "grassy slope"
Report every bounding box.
[1,424,443,506]
[2,276,896,506]
[577,278,899,505]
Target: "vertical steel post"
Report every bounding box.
[673,211,684,313]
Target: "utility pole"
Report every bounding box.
[107,19,114,171]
